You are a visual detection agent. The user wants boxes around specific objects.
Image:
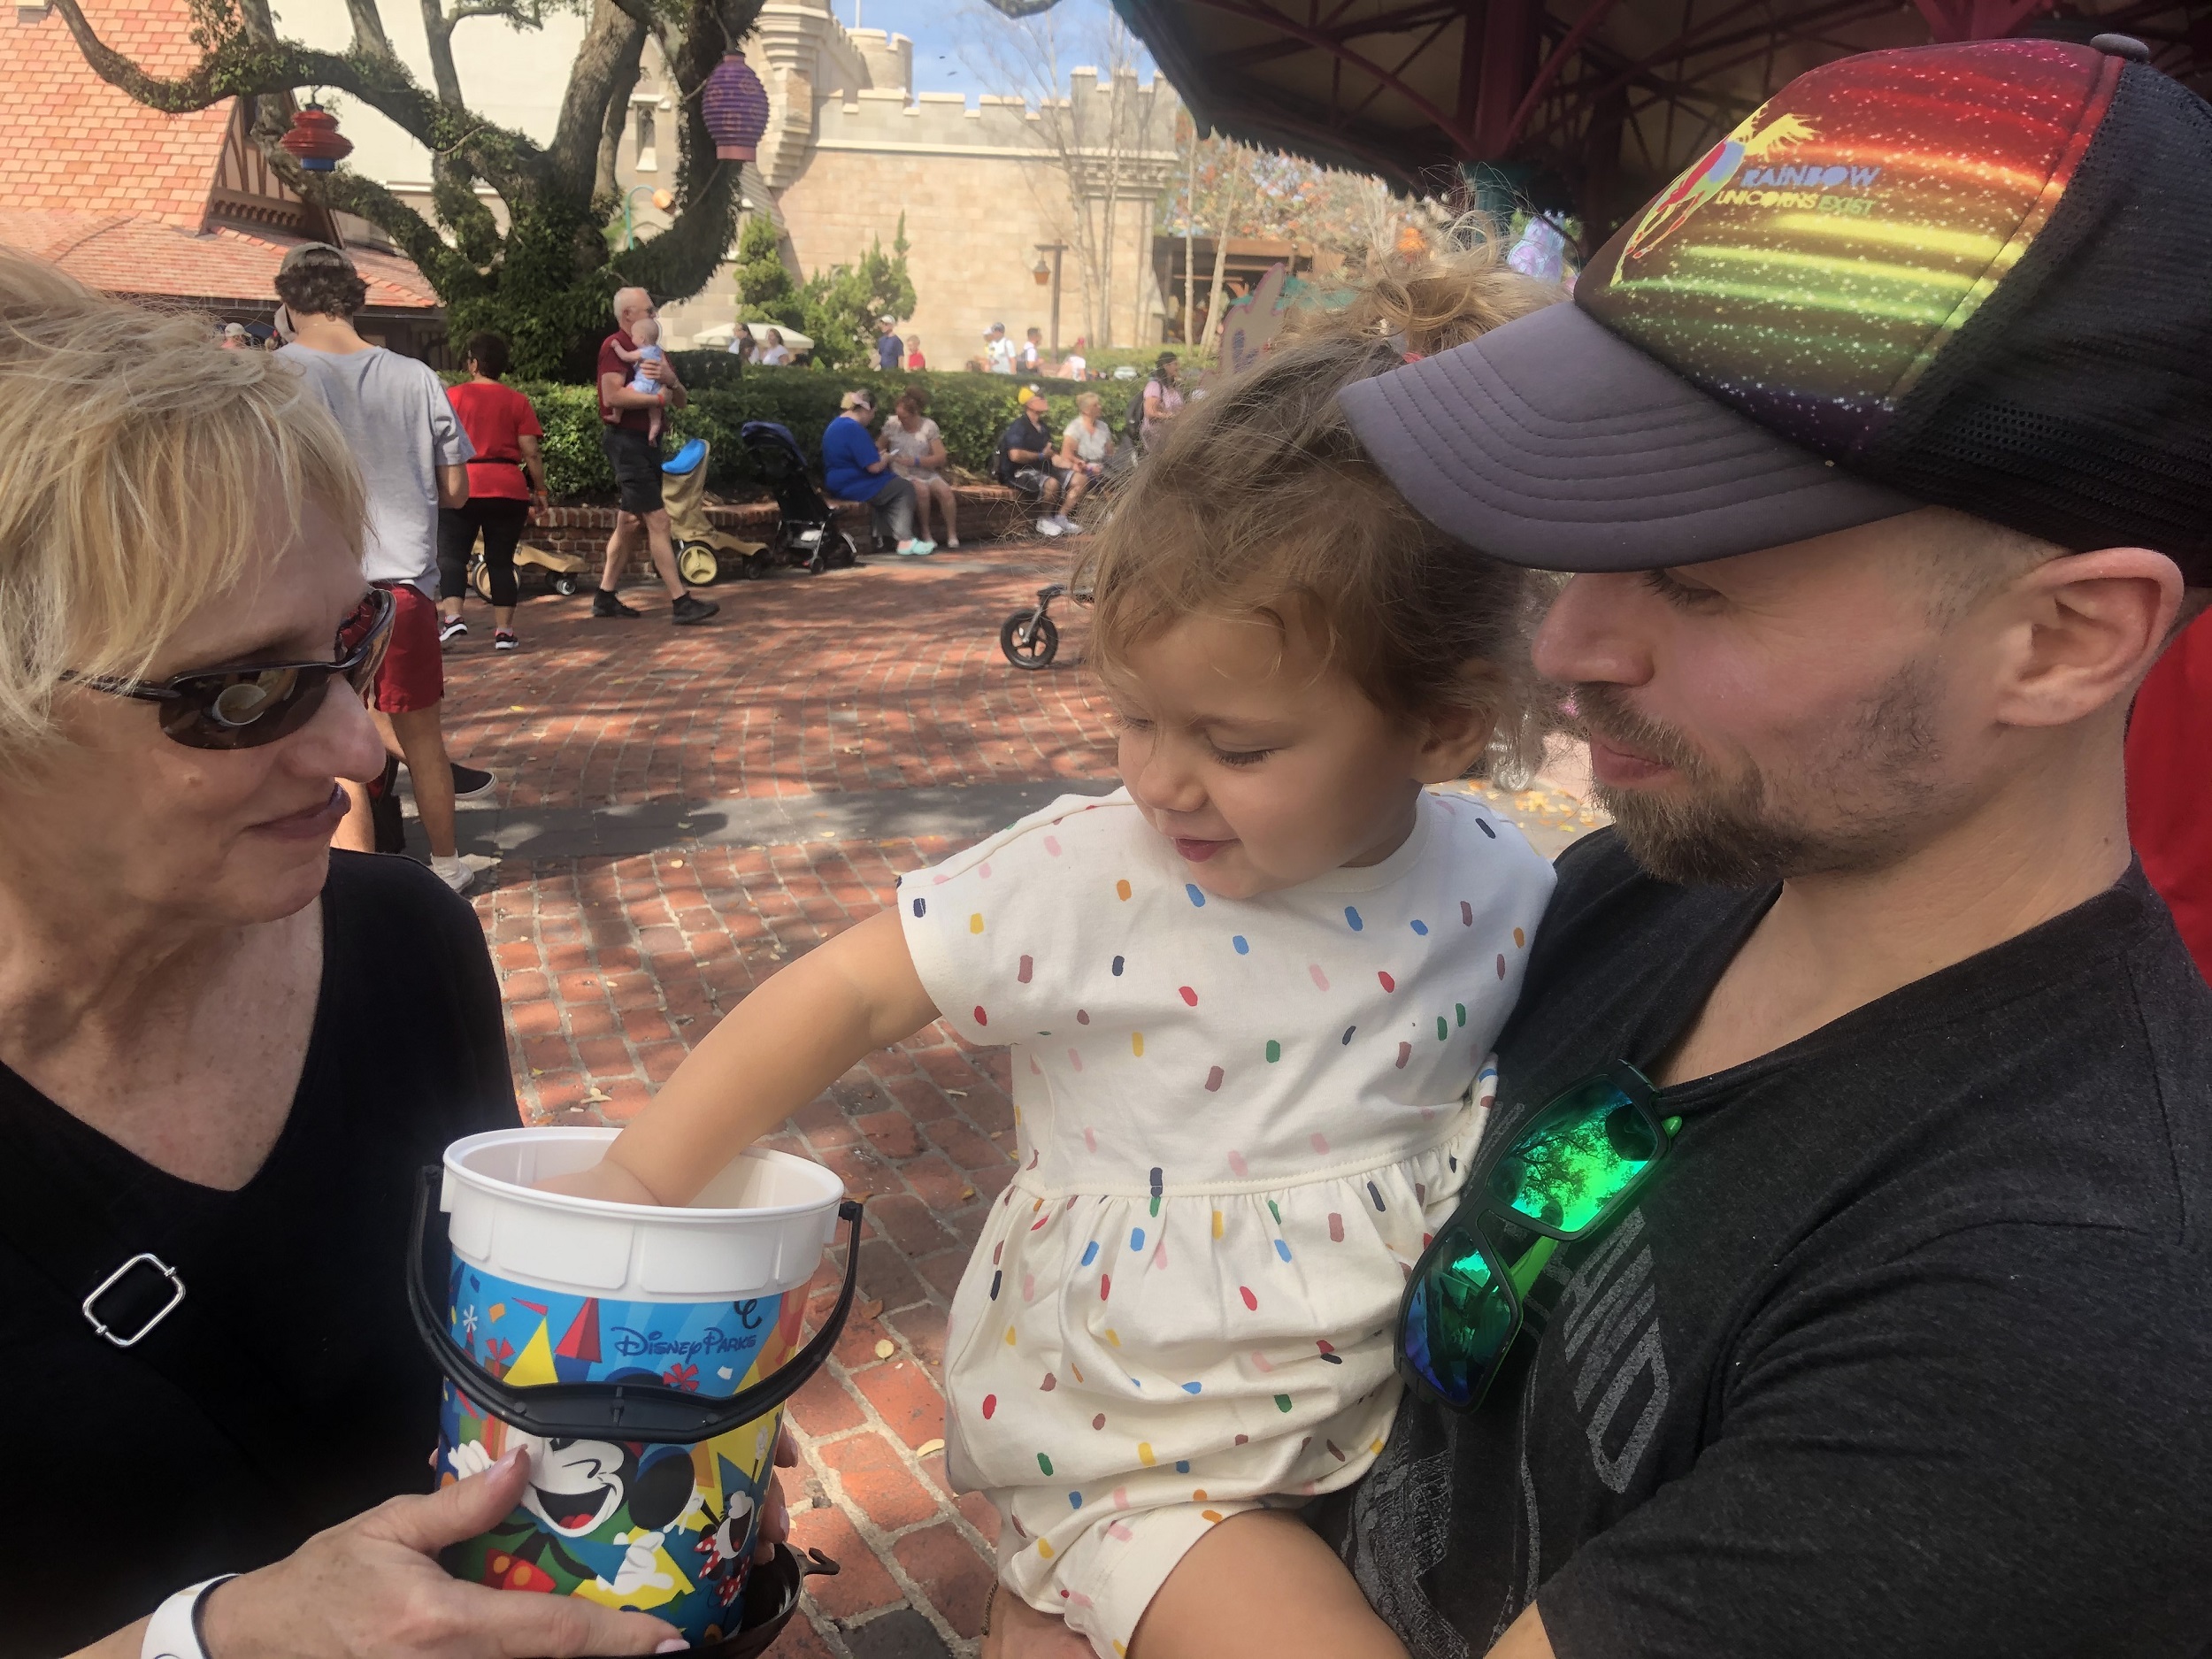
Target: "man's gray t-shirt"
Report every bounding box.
[282,344,472,595]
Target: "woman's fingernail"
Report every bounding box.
[657,1641,690,1653]
[495,1447,523,1471]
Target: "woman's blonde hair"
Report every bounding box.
[840,388,874,413]
[1076,391,1103,416]
[1075,231,1562,777]
[0,256,365,764]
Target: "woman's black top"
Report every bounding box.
[0,853,516,1654]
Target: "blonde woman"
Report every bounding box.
[0,258,703,1657]
[883,386,959,549]
[1055,390,1112,527]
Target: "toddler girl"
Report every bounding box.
[611,315,668,442]
[550,246,1560,1658]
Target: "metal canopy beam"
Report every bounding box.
[1116,0,2212,237]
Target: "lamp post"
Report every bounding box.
[623,186,674,250]
[1033,242,1066,357]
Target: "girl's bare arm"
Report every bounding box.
[546,909,938,1206]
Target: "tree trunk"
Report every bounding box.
[1202,150,1248,355]
[595,16,647,203]
[1182,120,1196,345]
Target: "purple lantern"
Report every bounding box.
[702,54,771,161]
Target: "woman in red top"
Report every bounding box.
[437,331,545,651]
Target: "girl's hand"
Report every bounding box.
[196,1449,685,1658]
[535,1158,662,1205]
[753,1425,800,1563]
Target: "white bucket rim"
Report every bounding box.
[441,1127,845,1227]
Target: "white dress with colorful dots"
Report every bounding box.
[899,787,1553,1657]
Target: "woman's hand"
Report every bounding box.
[196,1448,685,1658]
[754,1424,800,1563]
[867,457,887,473]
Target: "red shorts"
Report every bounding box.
[372,580,444,714]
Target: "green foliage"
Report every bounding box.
[733,211,919,373]
[733,212,805,334]
[795,216,918,372]
[502,366,1112,501]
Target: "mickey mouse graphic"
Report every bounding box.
[448,1427,698,1601]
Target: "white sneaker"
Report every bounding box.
[946,536,961,549]
[1037,517,1064,537]
[431,852,497,894]
[1052,516,1079,535]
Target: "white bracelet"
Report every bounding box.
[142,1576,237,1659]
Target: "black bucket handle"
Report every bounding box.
[409,1164,865,1445]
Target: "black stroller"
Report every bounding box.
[741,420,859,573]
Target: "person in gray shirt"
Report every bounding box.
[275,245,491,893]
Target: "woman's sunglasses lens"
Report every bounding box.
[1486,1078,1657,1233]
[159,668,325,750]
[1404,1224,1517,1407]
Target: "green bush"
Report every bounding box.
[499,368,1123,502]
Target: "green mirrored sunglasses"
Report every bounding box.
[1395,1064,1680,1412]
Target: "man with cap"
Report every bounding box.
[876,315,904,373]
[984,35,2212,1659]
[987,321,1018,375]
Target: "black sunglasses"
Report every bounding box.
[62,587,395,751]
[1396,1064,1681,1412]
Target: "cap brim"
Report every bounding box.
[1338,303,1922,571]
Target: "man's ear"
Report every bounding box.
[1411,668,1506,784]
[1992,549,2185,730]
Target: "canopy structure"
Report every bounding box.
[1115,0,2212,237]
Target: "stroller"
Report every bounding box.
[741,420,860,574]
[662,437,768,585]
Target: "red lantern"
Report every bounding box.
[279,103,353,173]
[702,54,770,161]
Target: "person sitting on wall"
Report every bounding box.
[996,387,1070,538]
[823,388,932,557]
[1055,390,1112,529]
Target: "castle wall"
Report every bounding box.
[659,67,1180,357]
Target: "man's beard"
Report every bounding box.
[1573,665,1947,888]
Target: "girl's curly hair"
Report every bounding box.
[1074,230,1564,780]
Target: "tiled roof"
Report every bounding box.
[0,3,233,225]
[0,211,442,309]
[0,1,438,311]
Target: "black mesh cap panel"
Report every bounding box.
[1861,63,2212,582]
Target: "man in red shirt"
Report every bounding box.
[2127,604,2212,979]
[593,286,718,625]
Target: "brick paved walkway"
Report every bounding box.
[434,541,1603,1658]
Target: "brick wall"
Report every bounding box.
[521,484,1040,565]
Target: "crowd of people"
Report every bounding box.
[6,32,2210,1659]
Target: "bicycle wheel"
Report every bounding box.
[469,555,494,603]
[1000,611,1058,670]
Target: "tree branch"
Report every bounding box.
[342,0,399,64]
[595,12,648,200]
[50,0,547,200]
[549,0,657,193]
[253,123,461,288]
[611,0,757,301]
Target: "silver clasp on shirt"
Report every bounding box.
[81,1252,187,1348]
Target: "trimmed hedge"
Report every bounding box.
[506,362,1128,501]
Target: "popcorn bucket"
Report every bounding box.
[408,1128,861,1648]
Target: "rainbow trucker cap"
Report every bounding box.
[1340,38,2212,581]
